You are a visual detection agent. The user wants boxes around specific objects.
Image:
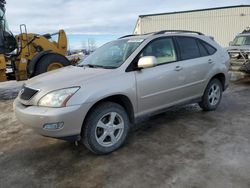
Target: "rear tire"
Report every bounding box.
[82,102,130,154]
[199,78,223,111]
[34,53,70,76]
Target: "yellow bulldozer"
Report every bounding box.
[0,0,70,82]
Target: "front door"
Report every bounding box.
[135,37,186,116]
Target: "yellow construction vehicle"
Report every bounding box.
[0,0,70,82]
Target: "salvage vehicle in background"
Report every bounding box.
[227,28,250,79]
[0,0,70,82]
[14,30,230,154]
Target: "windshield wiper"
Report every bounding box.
[77,64,96,68]
[80,64,116,69]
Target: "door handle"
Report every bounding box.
[174,66,183,71]
[208,59,214,64]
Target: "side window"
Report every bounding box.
[140,38,177,65]
[176,37,200,60]
[197,39,209,57]
[201,40,217,55]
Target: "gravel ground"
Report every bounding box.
[0,79,250,188]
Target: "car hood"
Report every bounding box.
[227,45,250,52]
[25,65,113,90]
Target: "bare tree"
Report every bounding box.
[81,40,87,50]
[88,38,97,52]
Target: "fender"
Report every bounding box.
[28,50,52,77]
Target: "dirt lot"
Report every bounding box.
[0,79,250,188]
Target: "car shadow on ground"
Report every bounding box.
[1,103,201,152]
[0,103,207,165]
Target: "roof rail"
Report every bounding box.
[119,30,204,39]
[118,34,138,39]
[119,31,157,39]
[153,30,204,35]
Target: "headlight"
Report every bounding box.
[38,87,80,107]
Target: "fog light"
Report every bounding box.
[43,122,64,130]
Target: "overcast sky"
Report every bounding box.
[5,0,250,35]
[4,0,250,49]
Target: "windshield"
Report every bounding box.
[232,36,250,46]
[78,38,144,69]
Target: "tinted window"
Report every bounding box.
[201,41,216,55]
[197,39,209,56]
[176,37,200,60]
[140,38,177,65]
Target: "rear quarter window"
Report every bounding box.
[197,39,209,56]
[199,39,217,55]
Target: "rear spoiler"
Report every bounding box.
[208,36,215,41]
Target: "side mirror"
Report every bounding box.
[138,56,157,69]
[229,41,233,46]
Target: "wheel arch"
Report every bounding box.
[210,73,226,91]
[83,94,135,128]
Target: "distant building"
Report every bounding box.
[133,5,250,46]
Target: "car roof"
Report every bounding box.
[117,30,219,50]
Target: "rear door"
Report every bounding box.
[175,36,217,99]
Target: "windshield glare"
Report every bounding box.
[233,36,250,46]
[79,39,144,68]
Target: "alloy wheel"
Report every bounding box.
[95,112,124,147]
[208,83,221,106]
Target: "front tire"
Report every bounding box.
[82,102,130,154]
[199,78,223,111]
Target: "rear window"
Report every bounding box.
[176,37,200,60]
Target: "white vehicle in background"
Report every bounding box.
[227,28,250,79]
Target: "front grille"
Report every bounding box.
[20,86,39,100]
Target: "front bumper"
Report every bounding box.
[230,59,250,73]
[14,99,91,140]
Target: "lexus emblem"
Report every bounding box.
[19,88,24,95]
